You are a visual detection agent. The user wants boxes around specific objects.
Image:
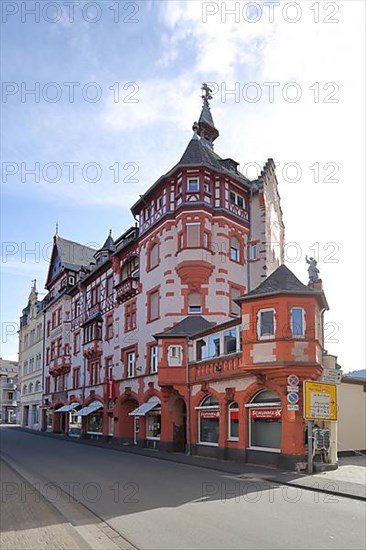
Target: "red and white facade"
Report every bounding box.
[37,90,336,469]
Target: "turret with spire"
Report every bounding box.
[94,230,116,264]
[195,83,219,148]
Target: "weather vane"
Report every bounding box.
[201,83,213,103]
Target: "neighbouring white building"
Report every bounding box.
[0,358,20,423]
[18,281,45,430]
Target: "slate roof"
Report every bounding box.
[198,101,216,128]
[100,232,116,253]
[237,264,329,309]
[178,135,241,175]
[154,316,214,339]
[56,236,96,271]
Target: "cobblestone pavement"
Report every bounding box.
[0,460,89,550]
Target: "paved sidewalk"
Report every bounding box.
[12,427,366,501]
[0,459,89,550]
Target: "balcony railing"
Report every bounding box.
[158,353,243,386]
[191,353,242,381]
[83,340,102,359]
[116,277,139,303]
[1,381,17,390]
[48,354,71,375]
[1,399,18,407]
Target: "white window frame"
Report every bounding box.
[257,309,276,340]
[127,352,135,378]
[168,345,182,362]
[187,177,199,192]
[189,305,202,314]
[230,190,245,209]
[197,400,220,447]
[230,237,240,262]
[250,244,257,260]
[228,402,239,441]
[193,324,242,362]
[150,345,159,374]
[291,307,305,338]
[247,404,281,453]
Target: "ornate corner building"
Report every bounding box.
[18,86,335,469]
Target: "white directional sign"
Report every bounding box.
[320,368,342,385]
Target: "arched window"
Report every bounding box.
[197,395,219,445]
[35,380,41,393]
[230,236,240,262]
[29,383,34,394]
[248,389,281,451]
[148,242,159,270]
[228,401,239,440]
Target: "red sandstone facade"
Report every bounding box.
[38,87,332,469]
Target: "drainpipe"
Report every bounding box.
[185,336,191,456]
[42,304,46,429]
[246,183,254,293]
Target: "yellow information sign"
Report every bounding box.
[303,381,337,421]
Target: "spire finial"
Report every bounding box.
[109,229,112,236]
[201,83,213,104]
[197,83,219,148]
[55,222,59,236]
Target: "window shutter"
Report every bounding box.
[186,224,200,247]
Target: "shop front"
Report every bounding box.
[129,397,161,448]
[77,400,104,438]
[195,395,220,456]
[246,389,282,466]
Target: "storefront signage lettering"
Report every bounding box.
[200,410,220,419]
[250,408,281,419]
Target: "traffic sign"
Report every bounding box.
[287,392,299,404]
[320,368,342,385]
[287,404,299,411]
[288,374,299,386]
[287,385,299,392]
[303,381,337,421]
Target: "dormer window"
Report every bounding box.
[187,177,199,192]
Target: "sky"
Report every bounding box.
[1,0,365,371]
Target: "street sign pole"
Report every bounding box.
[307,420,313,474]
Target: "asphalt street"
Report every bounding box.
[1,428,365,550]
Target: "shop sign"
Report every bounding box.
[200,410,220,419]
[303,381,337,421]
[250,408,281,419]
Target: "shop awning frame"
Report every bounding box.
[77,401,103,417]
[128,402,160,416]
[55,402,81,413]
